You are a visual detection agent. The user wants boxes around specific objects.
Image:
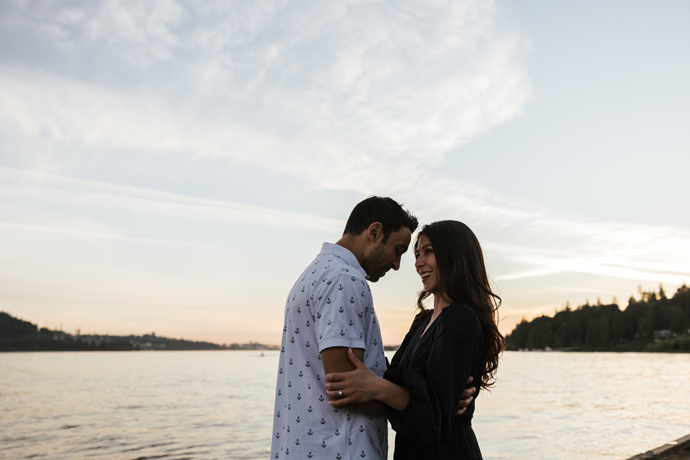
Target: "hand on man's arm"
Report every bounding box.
[325,347,410,411]
[322,347,475,416]
[321,347,386,416]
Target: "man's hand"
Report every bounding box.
[456,376,475,416]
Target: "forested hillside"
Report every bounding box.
[506,284,690,352]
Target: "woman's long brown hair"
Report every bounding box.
[415,220,504,390]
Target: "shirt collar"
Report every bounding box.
[319,242,368,279]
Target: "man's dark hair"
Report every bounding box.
[343,196,418,242]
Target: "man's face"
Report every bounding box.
[363,227,412,282]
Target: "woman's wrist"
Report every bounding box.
[373,376,387,402]
[376,377,410,411]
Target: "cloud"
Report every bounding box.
[0,222,235,250]
[4,160,690,291]
[3,0,686,300]
[0,0,530,189]
[0,166,342,233]
[1,0,184,63]
[382,175,690,288]
[493,247,690,285]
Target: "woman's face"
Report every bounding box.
[414,233,441,295]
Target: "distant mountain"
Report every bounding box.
[505,284,690,352]
[0,312,278,351]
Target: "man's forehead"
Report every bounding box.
[390,227,412,246]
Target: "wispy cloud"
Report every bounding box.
[4,158,690,288]
[0,166,342,233]
[493,248,690,284]
[1,0,184,63]
[2,0,688,341]
[0,0,530,189]
[0,222,234,250]
[0,0,535,247]
[391,177,690,287]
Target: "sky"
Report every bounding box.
[1,0,689,346]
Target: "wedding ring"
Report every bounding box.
[339,389,343,398]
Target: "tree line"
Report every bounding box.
[0,311,277,351]
[505,284,690,352]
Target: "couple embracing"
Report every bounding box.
[271,196,504,460]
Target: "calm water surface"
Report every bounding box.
[1,351,688,459]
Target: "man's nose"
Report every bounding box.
[392,257,401,271]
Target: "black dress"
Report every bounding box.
[384,303,484,460]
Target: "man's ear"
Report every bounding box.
[367,222,383,243]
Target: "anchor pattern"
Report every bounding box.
[271,243,387,460]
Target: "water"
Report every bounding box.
[1,351,688,460]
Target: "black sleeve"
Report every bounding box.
[384,303,483,449]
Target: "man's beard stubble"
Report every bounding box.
[364,243,388,283]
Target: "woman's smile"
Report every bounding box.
[415,234,439,294]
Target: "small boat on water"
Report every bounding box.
[626,433,690,459]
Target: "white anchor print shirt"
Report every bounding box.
[271,243,388,460]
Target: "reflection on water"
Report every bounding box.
[0,351,688,460]
[1,351,274,460]
[473,352,690,459]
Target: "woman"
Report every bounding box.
[326,220,504,459]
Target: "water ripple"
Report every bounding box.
[0,351,688,460]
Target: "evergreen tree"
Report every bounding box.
[505,286,690,352]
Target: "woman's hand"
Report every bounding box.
[325,347,382,407]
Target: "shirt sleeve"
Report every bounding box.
[384,303,484,449]
[315,274,370,352]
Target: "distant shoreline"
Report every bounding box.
[0,311,279,352]
[4,348,688,354]
[0,345,283,352]
[508,348,689,353]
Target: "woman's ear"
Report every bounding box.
[367,222,383,243]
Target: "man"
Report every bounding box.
[271,196,472,460]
